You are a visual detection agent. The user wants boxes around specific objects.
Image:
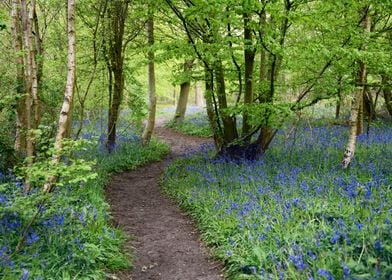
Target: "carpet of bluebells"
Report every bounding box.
[164,122,392,279]
[0,121,168,279]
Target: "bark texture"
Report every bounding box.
[341,7,370,169]
[11,0,27,157]
[44,0,76,192]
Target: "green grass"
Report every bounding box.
[166,112,213,138]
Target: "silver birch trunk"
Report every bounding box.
[341,7,371,169]
[44,0,76,192]
[11,0,27,157]
[142,14,156,145]
[20,0,34,162]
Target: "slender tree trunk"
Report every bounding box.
[174,59,193,123]
[341,7,370,169]
[107,0,128,152]
[44,0,76,192]
[242,11,256,136]
[11,0,27,158]
[142,14,157,145]
[205,67,222,149]
[22,0,40,129]
[335,77,343,119]
[215,61,238,144]
[336,93,342,119]
[20,0,34,162]
[382,75,392,116]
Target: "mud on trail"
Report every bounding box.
[106,126,223,280]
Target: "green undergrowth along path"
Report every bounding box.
[0,139,169,279]
[163,123,392,279]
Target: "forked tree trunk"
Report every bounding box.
[44,0,76,192]
[174,60,193,123]
[11,0,27,158]
[341,7,370,169]
[142,14,157,145]
[215,61,238,144]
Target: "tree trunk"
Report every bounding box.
[142,14,157,146]
[107,0,128,152]
[174,60,193,123]
[382,75,392,116]
[204,67,222,149]
[195,81,204,107]
[11,0,27,158]
[20,0,34,162]
[44,0,76,192]
[242,11,256,136]
[341,7,370,169]
[336,93,342,119]
[215,61,238,144]
[22,0,40,130]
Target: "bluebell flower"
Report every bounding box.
[21,268,29,280]
[374,240,382,252]
[317,268,334,280]
[342,262,350,279]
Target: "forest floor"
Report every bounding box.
[106,119,224,280]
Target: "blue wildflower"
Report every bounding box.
[21,268,29,280]
[317,268,334,280]
[374,240,382,252]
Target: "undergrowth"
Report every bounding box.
[163,122,392,279]
[0,134,169,279]
[166,112,213,138]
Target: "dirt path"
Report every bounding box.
[106,125,223,280]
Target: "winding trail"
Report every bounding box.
[106,125,223,280]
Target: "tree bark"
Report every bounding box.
[20,0,34,162]
[142,13,157,146]
[214,61,238,144]
[11,0,27,158]
[44,0,76,192]
[242,11,256,136]
[341,7,370,169]
[382,75,392,116]
[107,0,128,152]
[174,60,193,123]
[204,67,222,149]
[21,0,40,130]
